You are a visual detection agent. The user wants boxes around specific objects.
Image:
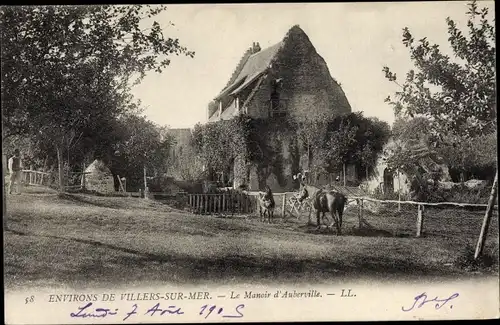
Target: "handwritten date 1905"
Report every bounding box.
[401,292,459,312]
[200,304,245,319]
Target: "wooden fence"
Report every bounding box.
[20,169,90,191]
[187,191,308,218]
[21,170,51,186]
[351,196,499,238]
[188,192,257,215]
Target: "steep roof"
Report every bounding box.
[85,159,112,175]
[209,25,351,121]
[215,41,283,101]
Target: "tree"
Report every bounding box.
[323,118,358,185]
[1,5,194,191]
[111,114,174,190]
[353,116,391,180]
[292,110,331,170]
[383,0,495,139]
[358,144,375,180]
[383,0,496,204]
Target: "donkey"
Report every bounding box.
[297,181,346,235]
[258,185,276,223]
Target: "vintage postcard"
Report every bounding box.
[2,1,498,324]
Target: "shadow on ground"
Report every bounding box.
[294,222,413,238]
[5,228,479,287]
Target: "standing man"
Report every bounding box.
[8,149,22,195]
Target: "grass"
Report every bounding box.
[4,186,499,291]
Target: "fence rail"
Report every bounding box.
[20,169,85,191]
[188,192,257,215]
[345,196,499,239]
[21,170,51,186]
[187,191,309,219]
[350,196,498,209]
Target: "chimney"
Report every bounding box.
[251,42,261,54]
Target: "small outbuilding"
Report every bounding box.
[83,159,115,194]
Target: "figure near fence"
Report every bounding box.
[298,181,346,235]
[8,149,23,195]
[258,185,276,223]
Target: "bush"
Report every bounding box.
[442,183,492,204]
[372,187,407,201]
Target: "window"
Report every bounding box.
[269,78,286,118]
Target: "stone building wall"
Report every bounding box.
[232,27,352,192]
[245,26,351,122]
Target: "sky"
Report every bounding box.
[130,1,495,129]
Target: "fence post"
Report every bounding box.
[416,204,424,237]
[117,174,125,192]
[397,171,401,212]
[143,165,148,199]
[357,199,362,228]
[3,156,7,230]
[82,163,86,190]
[282,193,286,218]
[475,170,498,260]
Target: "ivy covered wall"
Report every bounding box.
[192,116,300,191]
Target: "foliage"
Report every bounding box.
[384,0,496,198]
[1,5,194,190]
[2,5,193,139]
[191,112,390,186]
[436,132,497,181]
[383,0,496,139]
[191,116,249,174]
[388,116,497,183]
[192,116,294,177]
[109,114,174,190]
[371,186,399,201]
[167,139,205,182]
[443,183,492,204]
[387,117,445,173]
[318,117,358,173]
[314,113,391,176]
[292,110,331,170]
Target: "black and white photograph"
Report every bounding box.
[2,1,498,323]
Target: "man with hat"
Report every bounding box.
[8,149,23,195]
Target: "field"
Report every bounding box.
[4,186,499,292]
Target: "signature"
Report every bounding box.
[402,292,459,312]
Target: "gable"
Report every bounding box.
[208,25,352,121]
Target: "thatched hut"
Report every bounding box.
[83,159,115,194]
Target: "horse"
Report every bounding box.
[258,185,275,223]
[297,181,346,235]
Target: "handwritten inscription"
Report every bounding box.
[54,287,357,321]
[401,292,459,312]
[70,302,119,318]
[69,302,245,320]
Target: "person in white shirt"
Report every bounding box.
[8,149,22,194]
